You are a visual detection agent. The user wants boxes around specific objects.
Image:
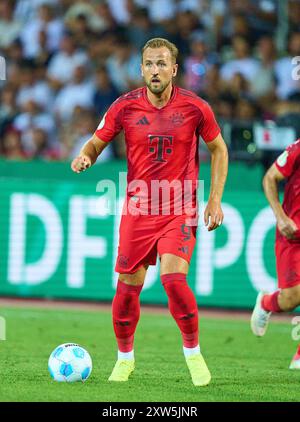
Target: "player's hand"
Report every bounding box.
[277,215,298,240]
[71,155,92,173]
[204,199,224,231]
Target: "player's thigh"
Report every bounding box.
[160,253,189,276]
[119,264,149,286]
[280,284,300,308]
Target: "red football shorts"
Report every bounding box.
[276,235,300,289]
[115,213,197,274]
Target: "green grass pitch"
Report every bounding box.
[0,306,299,402]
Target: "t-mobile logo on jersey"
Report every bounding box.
[148,135,173,162]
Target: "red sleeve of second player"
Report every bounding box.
[275,140,300,178]
[94,100,124,142]
[197,101,221,143]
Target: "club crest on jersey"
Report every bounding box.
[277,151,288,167]
[170,112,184,127]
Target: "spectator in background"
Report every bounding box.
[235,97,258,121]
[66,13,95,49]
[0,0,22,49]
[13,99,57,154]
[14,0,60,23]
[219,12,255,49]
[93,66,120,118]
[29,126,60,159]
[214,93,235,120]
[5,39,24,68]
[0,85,18,137]
[65,0,117,34]
[106,39,142,93]
[171,10,200,57]
[87,32,118,69]
[54,64,94,122]
[225,72,250,100]
[142,0,177,24]
[229,0,277,41]
[1,127,26,160]
[126,7,161,50]
[16,60,54,113]
[202,64,225,101]
[47,33,88,90]
[274,32,300,100]
[220,35,260,84]
[20,2,64,58]
[250,36,276,109]
[184,32,217,95]
[288,0,300,32]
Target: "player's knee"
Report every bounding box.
[119,273,144,286]
[279,290,300,311]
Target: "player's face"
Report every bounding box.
[141,47,178,95]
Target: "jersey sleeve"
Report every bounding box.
[275,140,300,178]
[94,100,124,142]
[197,101,221,143]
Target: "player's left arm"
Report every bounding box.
[204,133,228,231]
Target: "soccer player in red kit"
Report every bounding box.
[251,139,300,369]
[71,38,228,386]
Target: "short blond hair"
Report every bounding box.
[142,38,178,63]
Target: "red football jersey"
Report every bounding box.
[95,86,220,216]
[275,139,300,233]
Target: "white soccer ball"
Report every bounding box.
[48,343,92,382]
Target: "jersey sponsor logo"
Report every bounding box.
[148,135,173,162]
[136,116,150,125]
[277,150,288,167]
[170,112,184,127]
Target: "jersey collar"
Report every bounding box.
[142,85,178,110]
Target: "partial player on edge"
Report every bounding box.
[251,139,300,369]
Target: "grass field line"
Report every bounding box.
[0,296,295,324]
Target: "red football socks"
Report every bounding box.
[161,273,199,348]
[112,280,143,352]
[261,291,282,312]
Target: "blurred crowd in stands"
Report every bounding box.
[0,0,300,164]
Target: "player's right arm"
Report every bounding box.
[263,163,298,240]
[71,134,108,173]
